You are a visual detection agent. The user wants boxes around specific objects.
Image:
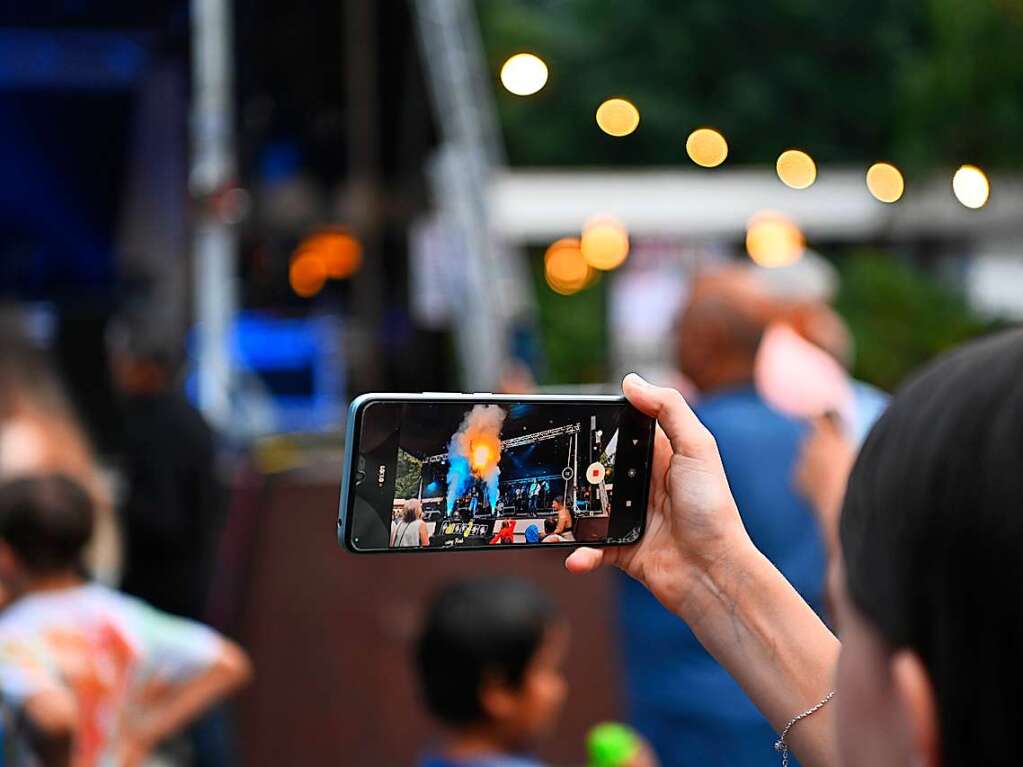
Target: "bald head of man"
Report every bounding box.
[676,267,782,394]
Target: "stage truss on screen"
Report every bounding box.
[421,422,583,509]
[420,423,581,463]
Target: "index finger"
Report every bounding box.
[622,373,715,459]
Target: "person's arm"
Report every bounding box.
[23,688,78,767]
[419,520,430,546]
[120,639,251,767]
[795,417,855,561]
[567,375,840,767]
[553,511,567,536]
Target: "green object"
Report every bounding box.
[835,250,1006,391]
[587,722,640,767]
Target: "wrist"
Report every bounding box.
[673,532,765,628]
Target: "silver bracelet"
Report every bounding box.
[774,690,835,767]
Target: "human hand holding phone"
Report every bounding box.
[565,374,752,621]
[568,376,841,767]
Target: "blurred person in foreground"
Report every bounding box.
[0,474,250,766]
[567,329,1023,767]
[615,268,827,766]
[107,319,224,622]
[0,325,119,588]
[415,577,656,767]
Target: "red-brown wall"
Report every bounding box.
[224,475,623,767]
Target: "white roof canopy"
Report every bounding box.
[489,168,1023,243]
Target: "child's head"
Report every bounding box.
[416,577,567,750]
[0,474,93,590]
[543,518,558,536]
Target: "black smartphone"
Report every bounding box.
[337,393,655,553]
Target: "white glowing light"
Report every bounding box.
[499,53,548,96]
[952,165,990,209]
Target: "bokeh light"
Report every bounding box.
[595,98,640,137]
[499,53,549,96]
[289,252,328,298]
[865,163,905,203]
[544,237,592,295]
[775,150,817,189]
[580,216,629,271]
[745,211,805,268]
[289,229,362,297]
[295,230,363,279]
[952,164,990,209]
[685,128,728,167]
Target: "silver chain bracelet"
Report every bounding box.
[774,690,835,767]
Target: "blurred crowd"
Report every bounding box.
[0,317,250,767]
[0,256,884,767]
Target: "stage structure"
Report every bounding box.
[422,423,582,511]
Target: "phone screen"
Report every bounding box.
[341,397,654,552]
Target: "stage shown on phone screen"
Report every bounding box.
[386,401,627,548]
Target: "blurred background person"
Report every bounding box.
[107,317,225,623]
[0,474,251,766]
[108,317,236,767]
[0,323,119,590]
[616,267,828,765]
[415,577,568,767]
[415,577,659,767]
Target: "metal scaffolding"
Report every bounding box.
[190,0,237,428]
[422,422,581,463]
[411,0,535,390]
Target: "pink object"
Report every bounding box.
[755,323,854,428]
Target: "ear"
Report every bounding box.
[891,650,940,767]
[478,677,520,722]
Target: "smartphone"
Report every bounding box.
[337,393,655,553]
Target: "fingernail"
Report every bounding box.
[624,372,650,388]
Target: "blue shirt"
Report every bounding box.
[618,386,826,767]
[420,754,544,767]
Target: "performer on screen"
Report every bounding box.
[528,478,540,512]
[550,495,573,536]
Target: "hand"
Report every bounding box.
[117,732,155,767]
[566,374,752,621]
[794,416,854,555]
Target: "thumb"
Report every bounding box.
[565,547,607,574]
[622,373,712,459]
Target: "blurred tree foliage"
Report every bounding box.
[835,251,1003,391]
[478,0,1023,171]
[528,249,609,384]
[395,449,423,499]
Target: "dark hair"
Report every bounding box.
[415,577,558,726]
[840,329,1023,767]
[552,496,564,508]
[0,475,94,574]
[544,518,557,535]
[106,314,182,373]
